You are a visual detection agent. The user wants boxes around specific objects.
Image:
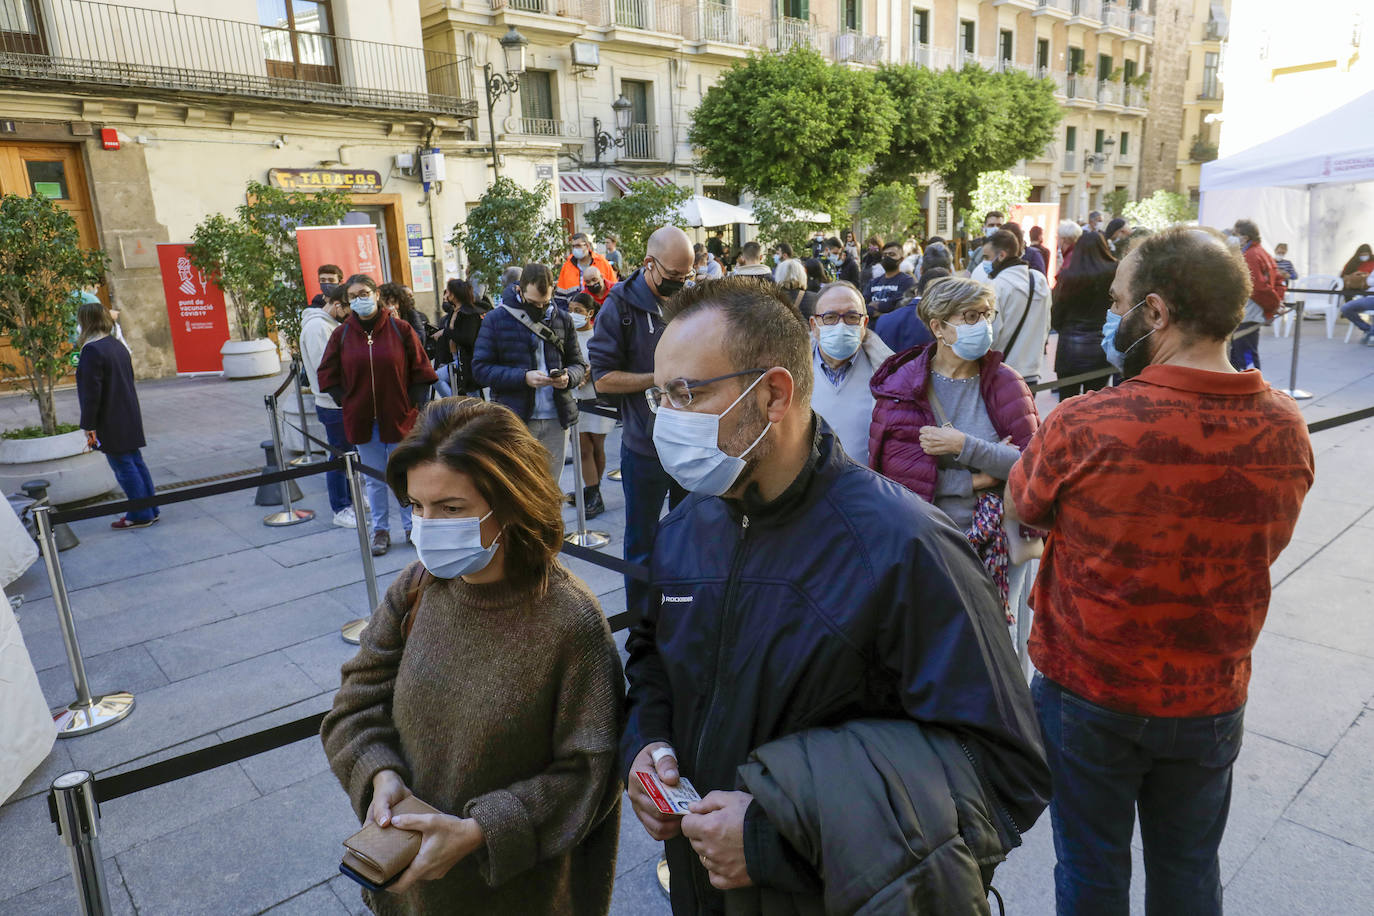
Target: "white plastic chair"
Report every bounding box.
[1272,307,1294,337]
[1343,300,1374,342]
[1290,275,1342,338]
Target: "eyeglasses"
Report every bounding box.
[815,310,866,326]
[347,290,372,301]
[646,259,694,284]
[645,368,767,413]
[947,308,997,326]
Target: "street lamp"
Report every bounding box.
[592,94,634,165]
[483,26,528,179]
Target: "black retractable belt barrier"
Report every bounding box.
[578,403,623,421]
[1305,405,1374,434]
[1028,367,1116,394]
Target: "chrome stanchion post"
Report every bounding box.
[34,507,134,737]
[263,395,314,527]
[341,451,378,645]
[50,771,113,916]
[564,417,610,549]
[1281,299,1313,400]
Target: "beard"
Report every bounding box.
[1115,308,1157,380]
[721,397,773,496]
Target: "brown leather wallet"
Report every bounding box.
[341,795,443,887]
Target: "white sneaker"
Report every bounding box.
[332,507,357,529]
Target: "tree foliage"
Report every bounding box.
[750,188,841,254]
[585,179,691,270]
[858,182,924,244]
[689,48,896,209]
[1123,190,1198,231]
[964,170,1033,229]
[189,181,349,349]
[0,193,108,435]
[1103,187,1130,219]
[452,177,566,292]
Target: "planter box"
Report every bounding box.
[221,338,281,380]
[0,430,117,505]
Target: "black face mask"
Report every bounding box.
[647,262,684,299]
[881,256,901,272]
[587,282,603,294]
[441,297,455,314]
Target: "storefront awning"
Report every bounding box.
[558,174,605,202]
[607,175,676,195]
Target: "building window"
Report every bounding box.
[1065,125,1077,151]
[1120,131,1130,157]
[1098,53,1113,80]
[842,0,860,31]
[259,0,337,84]
[1094,128,1105,153]
[1037,38,1050,71]
[999,29,1013,64]
[0,0,46,55]
[781,0,808,19]
[960,19,975,54]
[1068,46,1084,74]
[913,7,929,45]
[519,70,555,133]
[622,79,651,126]
[1201,51,1219,98]
[1124,59,1137,82]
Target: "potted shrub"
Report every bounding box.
[0,193,117,504]
[189,181,349,379]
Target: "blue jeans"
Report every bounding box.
[432,364,453,399]
[105,450,157,523]
[1033,675,1243,916]
[1228,322,1261,371]
[620,443,685,619]
[355,422,409,536]
[315,405,352,514]
[1340,295,1374,334]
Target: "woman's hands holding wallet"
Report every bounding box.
[367,769,485,893]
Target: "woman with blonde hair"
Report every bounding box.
[322,397,623,915]
[773,255,817,317]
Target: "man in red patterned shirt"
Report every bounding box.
[1008,227,1313,916]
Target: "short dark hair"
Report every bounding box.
[882,241,902,255]
[1028,225,1044,243]
[345,274,378,294]
[519,263,552,295]
[570,232,590,244]
[984,211,1004,223]
[1089,210,1102,221]
[987,229,1020,258]
[662,277,813,405]
[917,266,950,295]
[378,281,414,317]
[824,237,843,251]
[604,234,617,245]
[570,291,598,314]
[741,240,762,261]
[446,278,475,308]
[1233,219,1260,243]
[318,263,343,279]
[1125,227,1250,342]
[326,282,347,305]
[1002,221,1026,252]
[777,242,793,258]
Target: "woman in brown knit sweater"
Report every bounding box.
[321,397,624,915]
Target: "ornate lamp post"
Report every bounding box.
[592,94,634,165]
[483,26,528,179]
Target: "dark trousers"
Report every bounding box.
[1229,322,1262,371]
[1033,675,1243,916]
[315,405,351,513]
[105,449,157,523]
[620,443,686,619]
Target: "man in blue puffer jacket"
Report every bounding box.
[621,278,1049,915]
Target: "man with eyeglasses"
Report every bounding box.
[621,278,1048,915]
[587,224,696,622]
[807,282,891,465]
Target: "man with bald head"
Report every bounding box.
[807,281,891,464]
[582,265,611,306]
[1009,228,1314,915]
[588,224,696,618]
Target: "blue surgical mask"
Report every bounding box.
[946,319,993,361]
[652,373,772,496]
[818,323,863,361]
[1101,299,1150,370]
[829,253,842,266]
[571,312,589,330]
[410,509,498,579]
[351,296,378,319]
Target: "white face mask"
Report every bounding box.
[351,296,378,319]
[410,509,498,579]
[571,312,589,330]
[652,372,772,497]
[571,246,588,260]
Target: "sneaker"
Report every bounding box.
[332,506,357,529]
[371,529,390,556]
[111,516,154,530]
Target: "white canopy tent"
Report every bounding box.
[1199,90,1374,277]
[673,195,757,228]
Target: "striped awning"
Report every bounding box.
[558,174,604,201]
[607,175,676,195]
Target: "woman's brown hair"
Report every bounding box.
[385,397,564,595]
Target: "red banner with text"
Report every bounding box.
[157,243,231,375]
[295,225,384,305]
[1009,203,1061,288]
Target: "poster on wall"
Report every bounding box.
[1009,203,1061,287]
[295,225,384,304]
[156,243,231,375]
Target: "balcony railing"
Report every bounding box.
[1199,83,1221,100]
[606,0,687,33]
[831,30,885,65]
[1065,74,1093,101]
[770,16,816,52]
[1036,0,1075,13]
[1203,18,1226,41]
[1096,80,1122,105]
[1099,3,1131,32]
[696,0,766,46]
[1040,68,1067,95]
[0,0,474,117]
[503,116,578,137]
[1130,11,1155,37]
[499,0,555,12]
[1063,149,1078,171]
[621,123,659,160]
[1124,85,1146,108]
[1069,0,1102,23]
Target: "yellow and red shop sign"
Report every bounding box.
[267,168,383,193]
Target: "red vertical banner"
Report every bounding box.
[295,225,384,304]
[156,243,231,375]
[1010,203,1061,287]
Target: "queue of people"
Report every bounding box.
[314,218,1315,916]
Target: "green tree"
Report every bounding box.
[189,181,349,349]
[689,48,896,208]
[451,177,566,292]
[869,64,948,187]
[858,182,924,244]
[750,189,841,253]
[1103,187,1130,219]
[963,170,1033,230]
[1123,190,1197,231]
[0,193,108,435]
[585,179,691,270]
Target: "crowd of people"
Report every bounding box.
[296,207,1325,916]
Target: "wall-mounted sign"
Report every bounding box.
[267,168,382,193]
[406,223,423,257]
[535,164,554,180]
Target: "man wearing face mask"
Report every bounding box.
[984,229,1050,385]
[555,231,618,308]
[1010,228,1314,916]
[966,211,1004,274]
[587,225,696,621]
[823,236,861,287]
[622,278,1049,915]
[300,281,356,529]
[807,283,891,465]
[582,265,612,306]
[861,242,916,318]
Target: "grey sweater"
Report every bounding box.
[321,562,624,916]
[929,371,1021,529]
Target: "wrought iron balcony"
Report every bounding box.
[1098,2,1132,33]
[1123,85,1147,109]
[831,30,885,65]
[0,0,475,118]
[620,123,659,160]
[770,16,816,53]
[1034,0,1075,16]
[503,116,578,137]
[1096,80,1123,106]
[1068,0,1102,24]
[606,0,687,33]
[1040,68,1068,96]
[1065,74,1094,102]
[695,0,766,46]
[1203,18,1226,41]
[1130,11,1155,37]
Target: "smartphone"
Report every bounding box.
[549,368,566,379]
[339,862,401,893]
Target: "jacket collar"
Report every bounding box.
[869,342,1006,402]
[1131,364,1271,395]
[725,415,844,526]
[619,270,664,315]
[989,256,1027,280]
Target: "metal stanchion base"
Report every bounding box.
[1280,388,1313,400]
[565,530,611,549]
[606,468,622,482]
[340,618,367,645]
[656,857,671,897]
[53,692,134,737]
[288,453,330,467]
[264,508,315,527]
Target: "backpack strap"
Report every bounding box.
[1002,270,1036,357]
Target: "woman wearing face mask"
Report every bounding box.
[869,277,1040,630]
[437,279,491,397]
[1338,243,1374,345]
[318,274,438,557]
[1050,230,1118,400]
[322,397,623,916]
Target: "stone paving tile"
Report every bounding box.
[987,819,1056,915]
[562,550,631,599]
[283,632,356,692]
[1265,569,1374,659]
[608,854,671,916]
[1268,536,1327,587]
[264,527,362,568]
[1218,732,1326,884]
[615,795,662,878]
[219,692,338,798]
[207,551,371,616]
[1288,494,1373,546]
[1298,525,1374,585]
[35,642,169,708]
[327,873,371,916]
[1223,818,1374,915]
[8,736,73,804]
[262,881,350,915]
[98,763,262,858]
[0,858,137,916]
[13,586,117,635]
[0,792,77,899]
[116,770,357,916]
[1244,631,1374,755]
[1285,708,1374,851]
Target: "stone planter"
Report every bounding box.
[221,338,281,380]
[0,430,117,505]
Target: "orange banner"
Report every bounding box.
[295,225,384,304]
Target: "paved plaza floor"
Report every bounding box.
[1,323,1372,915]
